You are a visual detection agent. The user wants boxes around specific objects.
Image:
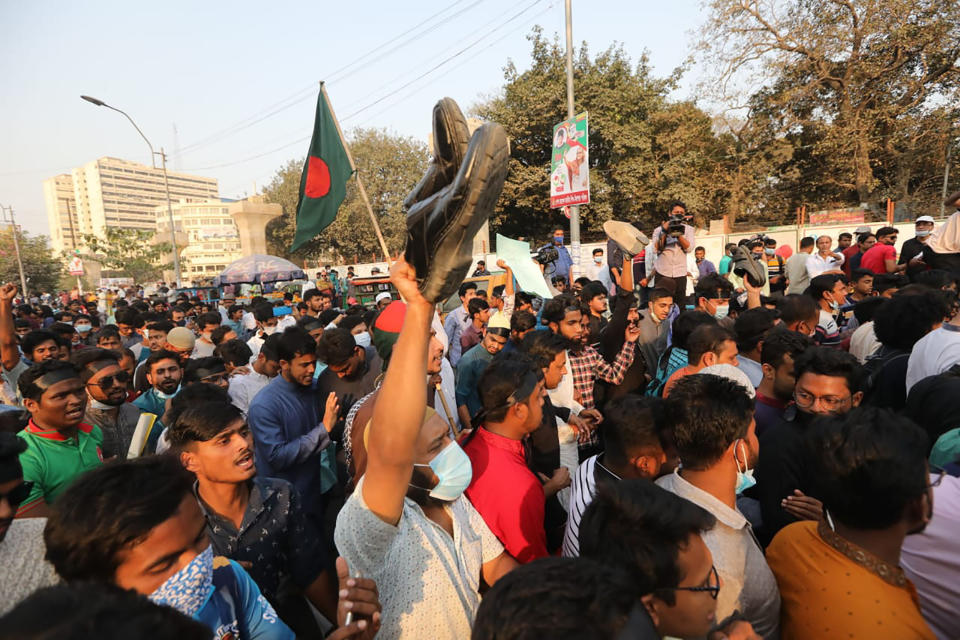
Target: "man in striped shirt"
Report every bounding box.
[562,395,675,557]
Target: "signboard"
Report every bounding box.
[196,226,239,241]
[809,208,866,226]
[550,112,590,209]
[68,256,84,276]
[99,277,134,287]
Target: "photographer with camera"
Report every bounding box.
[649,201,695,302]
[538,228,574,286]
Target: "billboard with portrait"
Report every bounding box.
[550,112,590,208]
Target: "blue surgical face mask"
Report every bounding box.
[354,332,371,348]
[735,440,756,495]
[149,545,214,618]
[155,385,180,400]
[554,235,564,244]
[412,440,473,501]
[764,248,775,256]
[75,323,92,333]
[917,230,932,238]
[713,303,729,320]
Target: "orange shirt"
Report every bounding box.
[767,521,935,640]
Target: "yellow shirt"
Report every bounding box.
[767,521,935,640]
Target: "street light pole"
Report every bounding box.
[80,95,182,287]
[0,205,28,297]
[563,0,581,279]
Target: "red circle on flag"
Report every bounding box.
[305,156,331,198]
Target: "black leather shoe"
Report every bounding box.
[404,99,510,304]
[732,246,767,287]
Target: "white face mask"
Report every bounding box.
[354,332,371,348]
[262,325,278,336]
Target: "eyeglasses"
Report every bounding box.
[87,371,131,389]
[793,389,851,411]
[666,565,720,600]
[0,481,34,508]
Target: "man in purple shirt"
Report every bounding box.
[695,246,717,280]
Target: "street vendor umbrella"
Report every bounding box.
[217,254,306,285]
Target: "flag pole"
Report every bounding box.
[320,82,392,264]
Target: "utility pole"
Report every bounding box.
[564,0,581,279]
[0,205,28,297]
[158,147,181,287]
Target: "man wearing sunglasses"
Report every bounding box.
[73,348,142,461]
[0,432,60,614]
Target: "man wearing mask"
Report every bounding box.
[246,304,279,357]
[42,456,297,639]
[191,312,221,358]
[899,215,936,267]
[539,228,574,287]
[657,373,779,638]
[693,274,734,323]
[228,333,282,416]
[442,282,478,367]
[455,313,510,429]
[335,259,517,639]
[584,248,612,292]
[756,347,863,545]
[73,315,94,345]
[807,273,847,346]
[763,237,786,295]
[74,348,141,460]
[132,350,183,442]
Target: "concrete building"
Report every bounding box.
[43,157,218,255]
[155,199,243,284]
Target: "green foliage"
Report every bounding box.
[474,27,727,243]
[700,0,960,210]
[263,128,429,261]
[0,229,60,294]
[81,228,173,284]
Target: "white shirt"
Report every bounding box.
[906,323,960,393]
[849,321,882,364]
[335,477,504,640]
[246,332,266,357]
[806,251,844,278]
[657,470,781,638]
[584,260,612,292]
[562,454,599,557]
[901,474,960,640]
[0,518,60,614]
[228,369,272,415]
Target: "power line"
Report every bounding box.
[186,0,546,173]
[175,0,483,158]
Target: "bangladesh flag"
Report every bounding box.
[292,86,353,251]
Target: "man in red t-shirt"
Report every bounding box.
[859,226,905,275]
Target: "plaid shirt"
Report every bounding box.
[567,341,635,445]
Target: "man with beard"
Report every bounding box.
[0,432,60,613]
[753,328,811,436]
[247,327,339,530]
[334,259,516,638]
[133,350,183,421]
[657,373,780,639]
[756,347,863,546]
[16,360,103,517]
[73,348,141,460]
[316,328,381,438]
[767,407,936,639]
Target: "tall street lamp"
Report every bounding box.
[80,95,182,288]
[0,204,28,297]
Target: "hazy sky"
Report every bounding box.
[0,0,707,238]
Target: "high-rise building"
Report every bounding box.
[43,157,218,255]
[155,198,243,284]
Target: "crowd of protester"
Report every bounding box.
[2,194,960,639]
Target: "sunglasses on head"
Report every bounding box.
[87,371,131,389]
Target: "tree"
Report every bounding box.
[474,28,726,243]
[263,128,429,262]
[81,228,173,284]
[0,229,60,294]
[700,0,960,205]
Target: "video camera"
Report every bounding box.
[536,245,559,266]
[666,214,686,238]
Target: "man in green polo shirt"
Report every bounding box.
[16,360,103,517]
